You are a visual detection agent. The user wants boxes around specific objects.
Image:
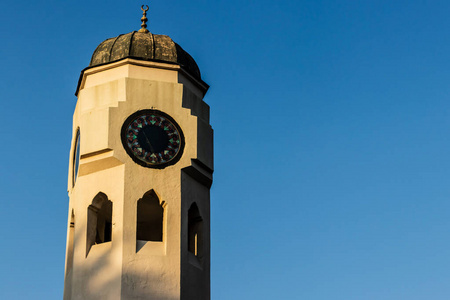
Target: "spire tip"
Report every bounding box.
[139,5,150,33]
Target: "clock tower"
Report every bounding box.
[63,6,213,300]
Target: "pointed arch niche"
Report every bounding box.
[188,203,203,259]
[65,209,75,277]
[136,190,165,244]
[71,128,80,188]
[86,192,112,256]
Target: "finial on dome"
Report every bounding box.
[139,5,150,33]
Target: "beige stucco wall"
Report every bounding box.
[64,60,212,300]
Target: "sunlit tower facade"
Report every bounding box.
[63,6,213,299]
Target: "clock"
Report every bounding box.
[121,109,185,168]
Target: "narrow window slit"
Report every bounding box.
[188,203,203,258]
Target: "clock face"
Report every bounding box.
[121,110,184,168]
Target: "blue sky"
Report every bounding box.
[1,1,450,299]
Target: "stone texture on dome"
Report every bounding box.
[89,31,201,80]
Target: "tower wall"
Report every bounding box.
[64,60,212,300]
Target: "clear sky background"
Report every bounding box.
[1,0,450,299]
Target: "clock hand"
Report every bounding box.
[142,130,156,153]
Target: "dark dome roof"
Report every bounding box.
[89,31,201,80]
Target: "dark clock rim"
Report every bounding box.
[120,109,185,169]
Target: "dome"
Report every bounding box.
[89,31,202,80]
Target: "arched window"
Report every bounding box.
[66,210,75,276]
[72,129,80,187]
[137,190,164,242]
[86,192,112,256]
[188,203,203,258]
